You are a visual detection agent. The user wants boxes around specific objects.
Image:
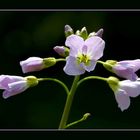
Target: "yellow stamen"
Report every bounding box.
[77,53,90,66]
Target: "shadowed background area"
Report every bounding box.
[0,11,140,129]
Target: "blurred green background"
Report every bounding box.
[0,11,140,129]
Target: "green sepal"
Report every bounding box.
[88,32,96,38]
[103,60,117,72]
[64,47,70,57]
[75,30,81,36]
[43,57,56,68]
[80,27,88,40]
[25,76,38,87]
[107,76,119,92]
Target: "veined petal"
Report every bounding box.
[65,35,84,48]
[63,56,85,76]
[65,35,84,57]
[85,36,105,60]
[114,89,130,111]
[81,60,97,72]
[120,80,140,97]
[3,81,29,99]
[82,45,88,55]
[0,75,25,89]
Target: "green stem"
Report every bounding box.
[97,60,113,68]
[97,60,105,65]
[58,75,80,129]
[65,113,91,129]
[38,78,69,95]
[78,76,107,87]
[56,58,66,62]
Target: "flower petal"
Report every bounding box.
[0,75,24,89]
[113,65,138,81]
[116,59,140,72]
[120,80,140,97]
[85,36,105,60]
[114,89,130,111]
[20,57,44,73]
[132,59,140,71]
[3,81,29,99]
[121,59,140,72]
[65,35,84,57]
[82,60,97,72]
[63,56,85,76]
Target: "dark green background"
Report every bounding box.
[0,11,140,129]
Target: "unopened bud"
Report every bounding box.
[83,113,91,120]
[95,28,104,38]
[80,27,88,40]
[88,32,96,38]
[65,25,74,37]
[53,46,69,57]
[75,30,81,36]
[88,28,104,38]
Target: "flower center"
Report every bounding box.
[77,54,90,66]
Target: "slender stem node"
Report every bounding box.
[38,78,69,95]
[56,58,66,62]
[97,60,105,65]
[78,76,107,87]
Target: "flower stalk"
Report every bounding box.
[59,75,80,129]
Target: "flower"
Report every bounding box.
[107,76,140,111]
[20,57,56,73]
[63,35,105,75]
[0,75,38,99]
[113,60,140,81]
[20,57,44,73]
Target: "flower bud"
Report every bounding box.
[65,25,74,37]
[53,46,69,57]
[43,57,56,68]
[75,30,81,36]
[83,113,91,120]
[95,28,104,38]
[80,27,88,40]
[88,28,104,38]
[88,32,96,38]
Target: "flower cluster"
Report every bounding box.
[55,25,140,111]
[1,24,140,129]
